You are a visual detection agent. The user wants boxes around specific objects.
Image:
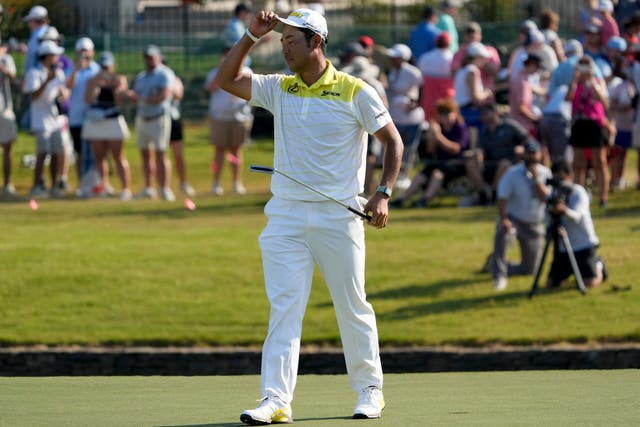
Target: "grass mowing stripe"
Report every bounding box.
[0,371,638,426]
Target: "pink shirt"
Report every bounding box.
[508,71,535,133]
[600,16,620,48]
[571,81,607,126]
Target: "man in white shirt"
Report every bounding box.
[23,41,70,197]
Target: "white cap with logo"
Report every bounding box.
[275,8,328,42]
[75,37,95,52]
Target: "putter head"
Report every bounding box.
[249,164,275,174]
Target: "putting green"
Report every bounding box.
[1,371,638,426]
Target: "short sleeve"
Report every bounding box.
[249,73,281,112]
[353,80,393,135]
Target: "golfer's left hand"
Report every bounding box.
[364,194,389,229]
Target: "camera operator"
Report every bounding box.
[546,160,607,289]
[490,139,551,291]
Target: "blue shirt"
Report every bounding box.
[67,61,100,126]
[24,25,49,73]
[133,64,174,118]
[409,22,441,60]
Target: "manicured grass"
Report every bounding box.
[1,124,639,347]
[0,371,638,426]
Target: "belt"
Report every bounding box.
[140,113,165,122]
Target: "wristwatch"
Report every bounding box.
[376,185,392,198]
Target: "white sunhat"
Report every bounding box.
[274,8,328,42]
[467,41,491,58]
[386,43,412,61]
[37,40,64,56]
[75,37,95,52]
[23,5,48,22]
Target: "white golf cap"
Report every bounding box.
[275,8,328,42]
[467,41,491,58]
[38,26,61,42]
[386,43,412,61]
[37,40,64,56]
[23,5,48,22]
[75,37,95,52]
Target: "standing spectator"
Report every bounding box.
[417,31,454,120]
[66,37,100,184]
[164,64,195,197]
[583,24,610,76]
[540,8,566,63]
[566,55,610,206]
[621,18,640,65]
[38,27,73,77]
[540,84,572,165]
[82,51,132,200]
[131,45,175,201]
[463,103,529,206]
[597,0,620,49]
[224,3,252,48]
[453,41,493,131]
[390,98,469,208]
[490,140,551,291]
[549,40,587,95]
[205,48,253,196]
[451,22,501,92]
[23,41,70,198]
[575,0,602,36]
[629,50,640,190]
[408,6,440,60]
[436,0,460,53]
[0,42,17,196]
[509,53,543,138]
[23,5,49,73]
[386,43,424,190]
[215,8,403,423]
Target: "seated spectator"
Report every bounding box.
[417,31,454,120]
[462,103,529,205]
[453,42,493,132]
[509,53,543,138]
[386,43,424,190]
[390,98,469,207]
[489,140,551,291]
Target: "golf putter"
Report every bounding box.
[250,164,372,222]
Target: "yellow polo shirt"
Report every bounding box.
[250,60,392,201]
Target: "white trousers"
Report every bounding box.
[258,196,383,404]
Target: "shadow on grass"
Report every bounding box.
[157,416,351,427]
[368,278,480,300]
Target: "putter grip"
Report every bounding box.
[348,206,372,221]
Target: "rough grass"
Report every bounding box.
[0,125,639,347]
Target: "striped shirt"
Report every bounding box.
[250,60,392,202]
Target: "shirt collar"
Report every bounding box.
[293,59,338,89]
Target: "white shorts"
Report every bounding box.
[82,116,130,141]
[135,114,171,151]
[35,128,71,155]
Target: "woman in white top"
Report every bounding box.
[453,41,493,129]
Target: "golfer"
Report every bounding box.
[214,8,403,425]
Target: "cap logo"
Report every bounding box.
[290,11,304,18]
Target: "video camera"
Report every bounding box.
[546,178,573,210]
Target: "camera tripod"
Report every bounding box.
[528,215,587,298]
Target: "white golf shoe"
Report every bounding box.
[353,386,385,419]
[240,395,292,425]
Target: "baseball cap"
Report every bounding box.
[38,26,61,42]
[386,43,412,61]
[585,23,602,34]
[358,35,374,48]
[520,19,538,33]
[75,37,95,52]
[275,8,328,43]
[23,5,48,22]
[564,39,583,56]
[98,51,115,67]
[144,44,162,57]
[524,139,541,153]
[467,41,490,58]
[607,36,627,52]
[37,40,64,56]
[465,21,482,33]
[436,31,451,48]
[598,0,614,12]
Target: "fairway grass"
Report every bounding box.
[1,371,638,426]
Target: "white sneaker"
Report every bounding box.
[120,189,133,201]
[180,182,196,197]
[3,184,16,196]
[240,396,292,425]
[160,187,176,202]
[493,277,507,291]
[212,182,224,196]
[353,386,385,419]
[135,187,157,199]
[233,181,247,195]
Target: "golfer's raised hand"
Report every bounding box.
[364,194,389,229]
[250,11,280,38]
